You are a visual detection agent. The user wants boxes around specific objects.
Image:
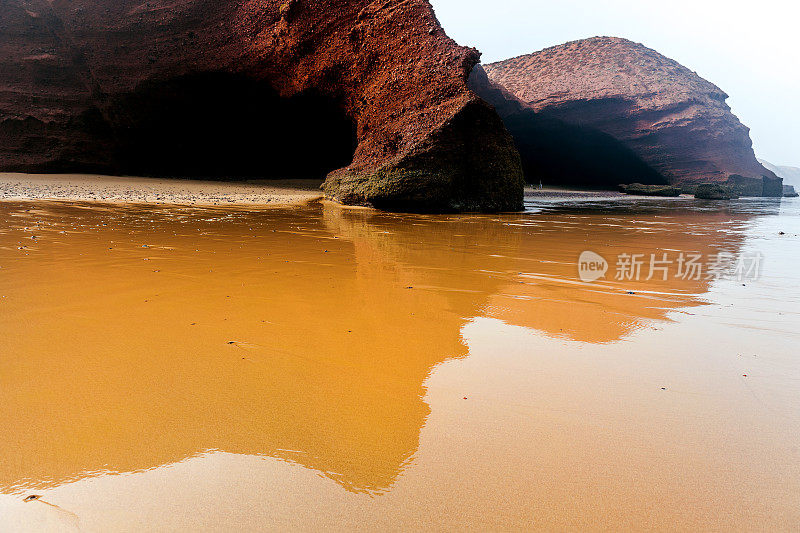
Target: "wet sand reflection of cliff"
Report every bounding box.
[0,200,760,496]
[327,203,757,344]
[1,202,465,496]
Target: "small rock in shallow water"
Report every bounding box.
[694,183,739,200]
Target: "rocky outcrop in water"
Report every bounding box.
[484,37,781,196]
[695,184,738,200]
[619,183,681,197]
[0,0,524,212]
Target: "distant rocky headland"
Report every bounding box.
[759,159,800,187]
[0,2,785,211]
[483,37,783,197]
[760,159,800,197]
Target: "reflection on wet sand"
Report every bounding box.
[484,211,752,343]
[2,198,798,530]
[326,203,756,344]
[1,202,459,495]
[0,200,761,497]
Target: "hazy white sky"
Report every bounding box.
[431,0,799,166]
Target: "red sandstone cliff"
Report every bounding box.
[0,0,524,211]
[468,64,665,188]
[484,37,781,195]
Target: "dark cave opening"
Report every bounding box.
[107,73,358,180]
[503,110,668,188]
[466,67,667,189]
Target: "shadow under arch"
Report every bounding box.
[104,72,357,180]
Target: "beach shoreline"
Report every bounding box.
[1,173,640,209]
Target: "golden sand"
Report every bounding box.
[0,173,323,205]
[0,198,798,530]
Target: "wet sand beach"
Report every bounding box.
[0,183,799,530]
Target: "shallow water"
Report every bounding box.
[1,197,798,531]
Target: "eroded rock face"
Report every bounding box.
[0,0,524,212]
[484,37,781,196]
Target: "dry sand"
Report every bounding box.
[0,172,324,205]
